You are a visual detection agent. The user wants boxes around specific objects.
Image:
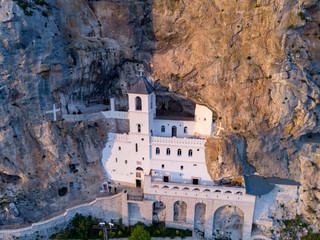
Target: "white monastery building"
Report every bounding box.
[102,77,215,188]
[0,77,301,240]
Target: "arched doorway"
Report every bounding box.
[152,201,166,223]
[173,201,187,222]
[194,203,206,232]
[213,205,244,240]
[171,126,177,137]
[136,167,143,188]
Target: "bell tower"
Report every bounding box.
[127,77,156,135]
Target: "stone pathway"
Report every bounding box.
[62,112,105,122]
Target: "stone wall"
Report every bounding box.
[0,193,124,240]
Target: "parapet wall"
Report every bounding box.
[144,176,253,203]
[151,136,205,146]
[0,193,124,240]
[102,110,128,119]
[108,132,129,141]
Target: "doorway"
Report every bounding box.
[136,179,141,188]
[172,126,177,137]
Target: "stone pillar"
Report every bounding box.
[186,202,195,226]
[141,200,154,225]
[122,192,129,226]
[110,98,115,111]
[165,199,174,223]
[204,200,214,239]
[242,203,255,240]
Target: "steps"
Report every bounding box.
[128,203,142,223]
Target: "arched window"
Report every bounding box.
[166,148,171,155]
[171,126,177,137]
[161,125,165,132]
[177,149,182,156]
[156,147,160,155]
[135,96,142,110]
[137,124,141,133]
[188,149,193,157]
[184,127,188,134]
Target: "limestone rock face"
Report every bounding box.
[0,0,319,232]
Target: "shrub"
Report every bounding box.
[129,225,151,240]
[298,12,306,20]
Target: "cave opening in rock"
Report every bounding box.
[173,201,187,222]
[58,184,68,197]
[213,205,244,240]
[152,201,166,223]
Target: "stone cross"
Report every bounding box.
[216,122,224,136]
[46,104,60,121]
[138,67,144,77]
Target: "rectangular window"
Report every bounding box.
[193,164,197,166]
[118,147,121,151]
[125,160,128,164]
[192,178,199,185]
[135,143,138,152]
[115,158,118,163]
[163,176,169,182]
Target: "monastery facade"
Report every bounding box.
[99,77,300,240]
[102,77,215,188]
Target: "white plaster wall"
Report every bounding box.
[150,138,211,184]
[194,104,214,137]
[151,141,204,160]
[153,119,196,138]
[128,92,155,136]
[103,132,151,186]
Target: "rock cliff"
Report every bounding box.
[0,0,319,234]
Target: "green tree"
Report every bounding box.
[129,225,151,240]
[70,214,93,239]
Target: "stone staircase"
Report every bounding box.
[128,202,142,224]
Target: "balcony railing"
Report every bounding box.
[127,194,144,201]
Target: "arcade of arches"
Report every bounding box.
[145,197,252,240]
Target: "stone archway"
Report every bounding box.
[194,203,206,232]
[213,205,244,240]
[152,201,166,223]
[173,201,187,222]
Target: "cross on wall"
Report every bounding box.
[216,122,224,136]
[212,122,224,138]
[46,104,60,121]
[138,67,144,77]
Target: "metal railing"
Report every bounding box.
[127,194,144,201]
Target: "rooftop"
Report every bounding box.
[244,175,301,196]
[127,77,155,94]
